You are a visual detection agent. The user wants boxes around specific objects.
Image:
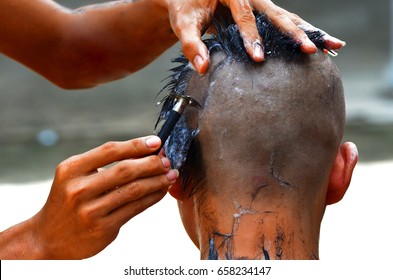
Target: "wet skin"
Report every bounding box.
[169,50,358,260]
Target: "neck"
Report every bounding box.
[193,194,320,260]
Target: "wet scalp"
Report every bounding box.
[157,13,344,196]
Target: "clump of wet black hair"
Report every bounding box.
[206,13,324,62]
[156,13,325,171]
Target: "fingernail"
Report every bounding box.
[324,34,346,48]
[302,37,317,53]
[166,169,179,181]
[161,157,171,168]
[307,37,317,49]
[253,42,264,61]
[194,55,207,75]
[145,136,161,148]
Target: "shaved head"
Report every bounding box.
[157,13,351,260]
[180,48,344,215]
[178,47,344,205]
[158,14,344,196]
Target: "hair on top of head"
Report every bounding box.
[156,13,325,171]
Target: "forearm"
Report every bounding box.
[0,218,47,259]
[0,0,177,89]
[58,0,178,88]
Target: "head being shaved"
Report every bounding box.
[156,13,356,260]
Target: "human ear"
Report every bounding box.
[168,177,183,200]
[326,142,358,205]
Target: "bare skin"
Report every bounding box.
[0,136,180,259]
[0,0,346,260]
[168,51,358,260]
[0,0,345,88]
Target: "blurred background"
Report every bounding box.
[0,0,392,267]
[0,0,392,183]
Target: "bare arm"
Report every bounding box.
[0,136,178,259]
[0,0,344,88]
[0,0,177,89]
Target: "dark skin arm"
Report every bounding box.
[0,0,344,89]
[0,0,178,89]
[0,0,344,260]
[0,136,179,259]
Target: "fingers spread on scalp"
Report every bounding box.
[296,21,346,51]
[269,11,316,53]
[180,27,210,74]
[321,33,346,50]
[225,0,264,61]
[250,0,317,53]
[176,18,210,74]
[169,5,210,74]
